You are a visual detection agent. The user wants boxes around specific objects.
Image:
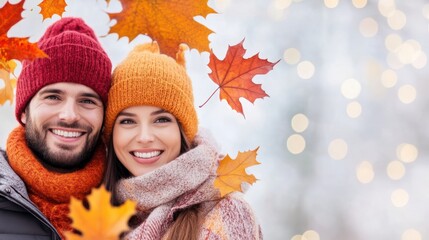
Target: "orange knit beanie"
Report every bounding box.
[104,42,198,143]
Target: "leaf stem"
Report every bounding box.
[199,87,220,108]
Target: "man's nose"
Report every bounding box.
[58,100,80,123]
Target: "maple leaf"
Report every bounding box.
[214,147,261,197]
[0,34,48,63]
[64,185,137,240]
[0,0,24,35]
[200,40,279,118]
[108,0,215,57]
[0,60,17,105]
[38,0,67,20]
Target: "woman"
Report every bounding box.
[103,42,262,240]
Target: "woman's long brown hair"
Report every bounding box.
[103,123,201,239]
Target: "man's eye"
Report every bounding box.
[81,99,96,104]
[45,95,60,100]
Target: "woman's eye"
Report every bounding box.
[155,117,172,123]
[119,119,135,124]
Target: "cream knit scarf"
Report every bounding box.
[116,132,221,240]
[7,126,105,239]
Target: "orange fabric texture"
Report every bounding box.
[6,126,105,238]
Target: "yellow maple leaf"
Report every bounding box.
[0,60,17,105]
[38,0,67,19]
[64,185,137,240]
[214,147,261,197]
[108,0,216,57]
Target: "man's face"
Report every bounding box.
[21,82,104,170]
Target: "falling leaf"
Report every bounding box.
[0,60,17,105]
[0,0,24,35]
[0,34,48,63]
[108,0,215,57]
[64,185,137,240]
[214,147,261,197]
[38,0,67,20]
[201,40,279,117]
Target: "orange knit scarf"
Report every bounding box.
[6,126,105,238]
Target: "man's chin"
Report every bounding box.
[42,148,89,170]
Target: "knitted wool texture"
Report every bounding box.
[104,42,198,143]
[15,17,112,125]
[116,131,262,240]
[6,126,106,239]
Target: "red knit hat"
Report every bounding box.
[15,17,112,125]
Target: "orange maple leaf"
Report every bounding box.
[0,0,24,35]
[38,0,67,20]
[64,185,137,240]
[214,147,261,197]
[0,60,17,105]
[108,0,215,57]
[201,40,279,117]
[0,34,48,63]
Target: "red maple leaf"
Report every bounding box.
[201,40,279,117]
[0,0,24,35]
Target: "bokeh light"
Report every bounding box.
[397,84,416,104]
[328,139,348,160]
[291,235,302,240]
[302,230,320,240]
[291,113,309,133]
[412,51,427,69]
[397,143,418,163]
[287,134,306,154]
[324,0,339,8]
[341,78,361,99]
[387,160,405,180]
[359,17,378,38]
[284,48,301,65]
[352,0,367,8]
[378,0,396,17]
[391,188,409,207]
[297,61,315,79]
[387,10,406,30]
[380,69,397,88]
[356,160,375,184]
[346,101,362,118]
[385,34,402,52]
[402,229,422,240]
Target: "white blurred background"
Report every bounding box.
[2,0,429,239]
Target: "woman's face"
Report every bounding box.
[112,105,181,176]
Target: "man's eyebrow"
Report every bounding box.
[37,89,101,100]
[81,92,101,100]
[37,88,63,95]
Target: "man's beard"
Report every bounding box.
[25,114,100,171]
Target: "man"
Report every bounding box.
[0,17,111,239]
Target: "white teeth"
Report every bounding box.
[52,129,83,138]
[133,151,161,159]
